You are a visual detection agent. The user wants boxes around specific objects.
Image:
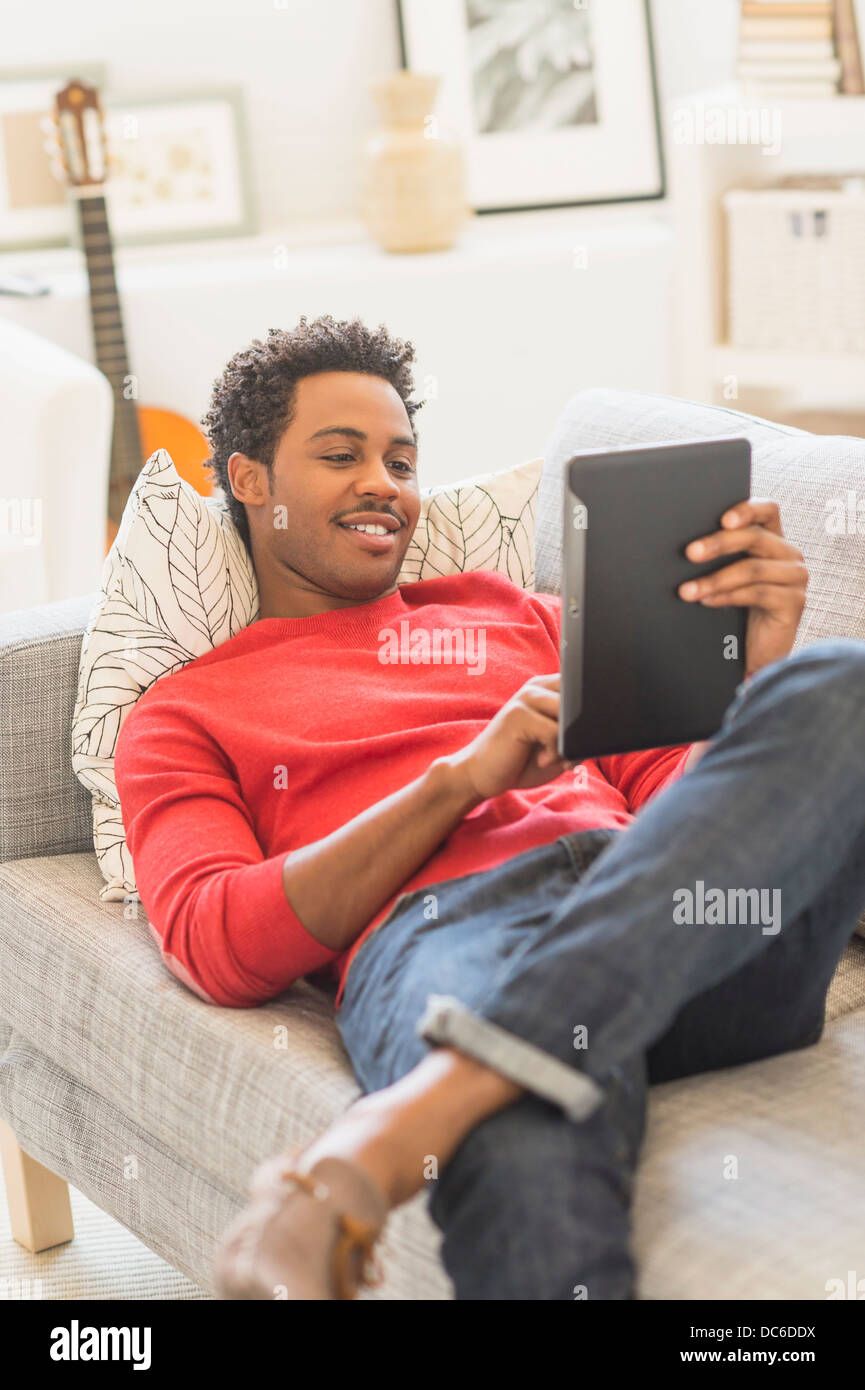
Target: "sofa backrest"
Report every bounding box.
[0,592,98,862]
[536,388,865,652]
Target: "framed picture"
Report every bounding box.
[100,88,256,246]
[0,76,255,250]
[395,0,665,213]
[0,64,106,250]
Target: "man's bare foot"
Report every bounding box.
[214,1047,521,1299]
[214,1150,388,1300]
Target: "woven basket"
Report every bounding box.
[724,185,865,353]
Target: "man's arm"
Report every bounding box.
[115,700,348,1007]
[283,756,482,952]
[285,672,574,951]
[682,741,708,773]
[115,674,566,999]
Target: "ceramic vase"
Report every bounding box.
[359,71,471,253]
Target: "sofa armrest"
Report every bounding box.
[0,593,99,863]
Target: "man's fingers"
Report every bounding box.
[523,672,560,690]
[680,558,807,602]
[698,581,806,613]
[538,749,569,769]
[686,524,799,563]
[522,708,561,763]
[519,681,561,717]
[720,497,784,536]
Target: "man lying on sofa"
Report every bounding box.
[113,314,865,1301]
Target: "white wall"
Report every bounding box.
[6,0,741,235]
[0,211,676,488]
[652,0,740,110]
[1,0,742,504]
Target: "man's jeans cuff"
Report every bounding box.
[416,993,604,1123]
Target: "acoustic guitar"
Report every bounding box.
[52,79,212,552]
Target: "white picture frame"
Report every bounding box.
[100,88,256,246]
[396,0,665,211]
[0,75,255,251]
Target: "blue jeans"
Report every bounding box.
[336,639,865,1299]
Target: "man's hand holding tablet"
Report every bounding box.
[679,496,808,678]
[558,439,809,763]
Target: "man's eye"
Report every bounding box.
[325,453,414,473]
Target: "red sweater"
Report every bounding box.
[114,571,692,1008]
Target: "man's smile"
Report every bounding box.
[335,510,403,553]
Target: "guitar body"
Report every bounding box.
[104,407,212,552]
[140,403,214,494]
[138,406,211,495]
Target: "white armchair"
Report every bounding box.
[0,319,112,611]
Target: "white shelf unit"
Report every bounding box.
[667,84,865,413]
[713,345,865,399]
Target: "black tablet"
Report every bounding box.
[559,437,752,761]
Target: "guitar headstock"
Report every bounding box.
[52,80,108,192]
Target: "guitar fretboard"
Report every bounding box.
[77,193,144,526]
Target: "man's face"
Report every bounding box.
[234,371,421,608]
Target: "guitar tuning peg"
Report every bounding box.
[42,133,66,182]
[38,113,57,136]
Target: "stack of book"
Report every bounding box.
[737,0,865,97]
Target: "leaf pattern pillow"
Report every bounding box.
[399,456,540,588]
[72,449,541,902]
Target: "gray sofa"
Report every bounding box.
[2,388,865,1301]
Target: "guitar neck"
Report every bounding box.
[73,191,143,524]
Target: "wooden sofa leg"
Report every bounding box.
[0,1117,74,1252]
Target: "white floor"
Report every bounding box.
[0,1164,209,1301]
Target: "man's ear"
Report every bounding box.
[227,452,268,508]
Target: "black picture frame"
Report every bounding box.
[395,0,666,215]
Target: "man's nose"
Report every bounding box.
[352,459,400,496]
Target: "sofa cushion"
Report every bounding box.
[633,1007,865,1299]
[70,450,542,904]
[2,847,864,1299]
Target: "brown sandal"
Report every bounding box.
[283,1167,384,1299]
[214,1147,388,1301]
